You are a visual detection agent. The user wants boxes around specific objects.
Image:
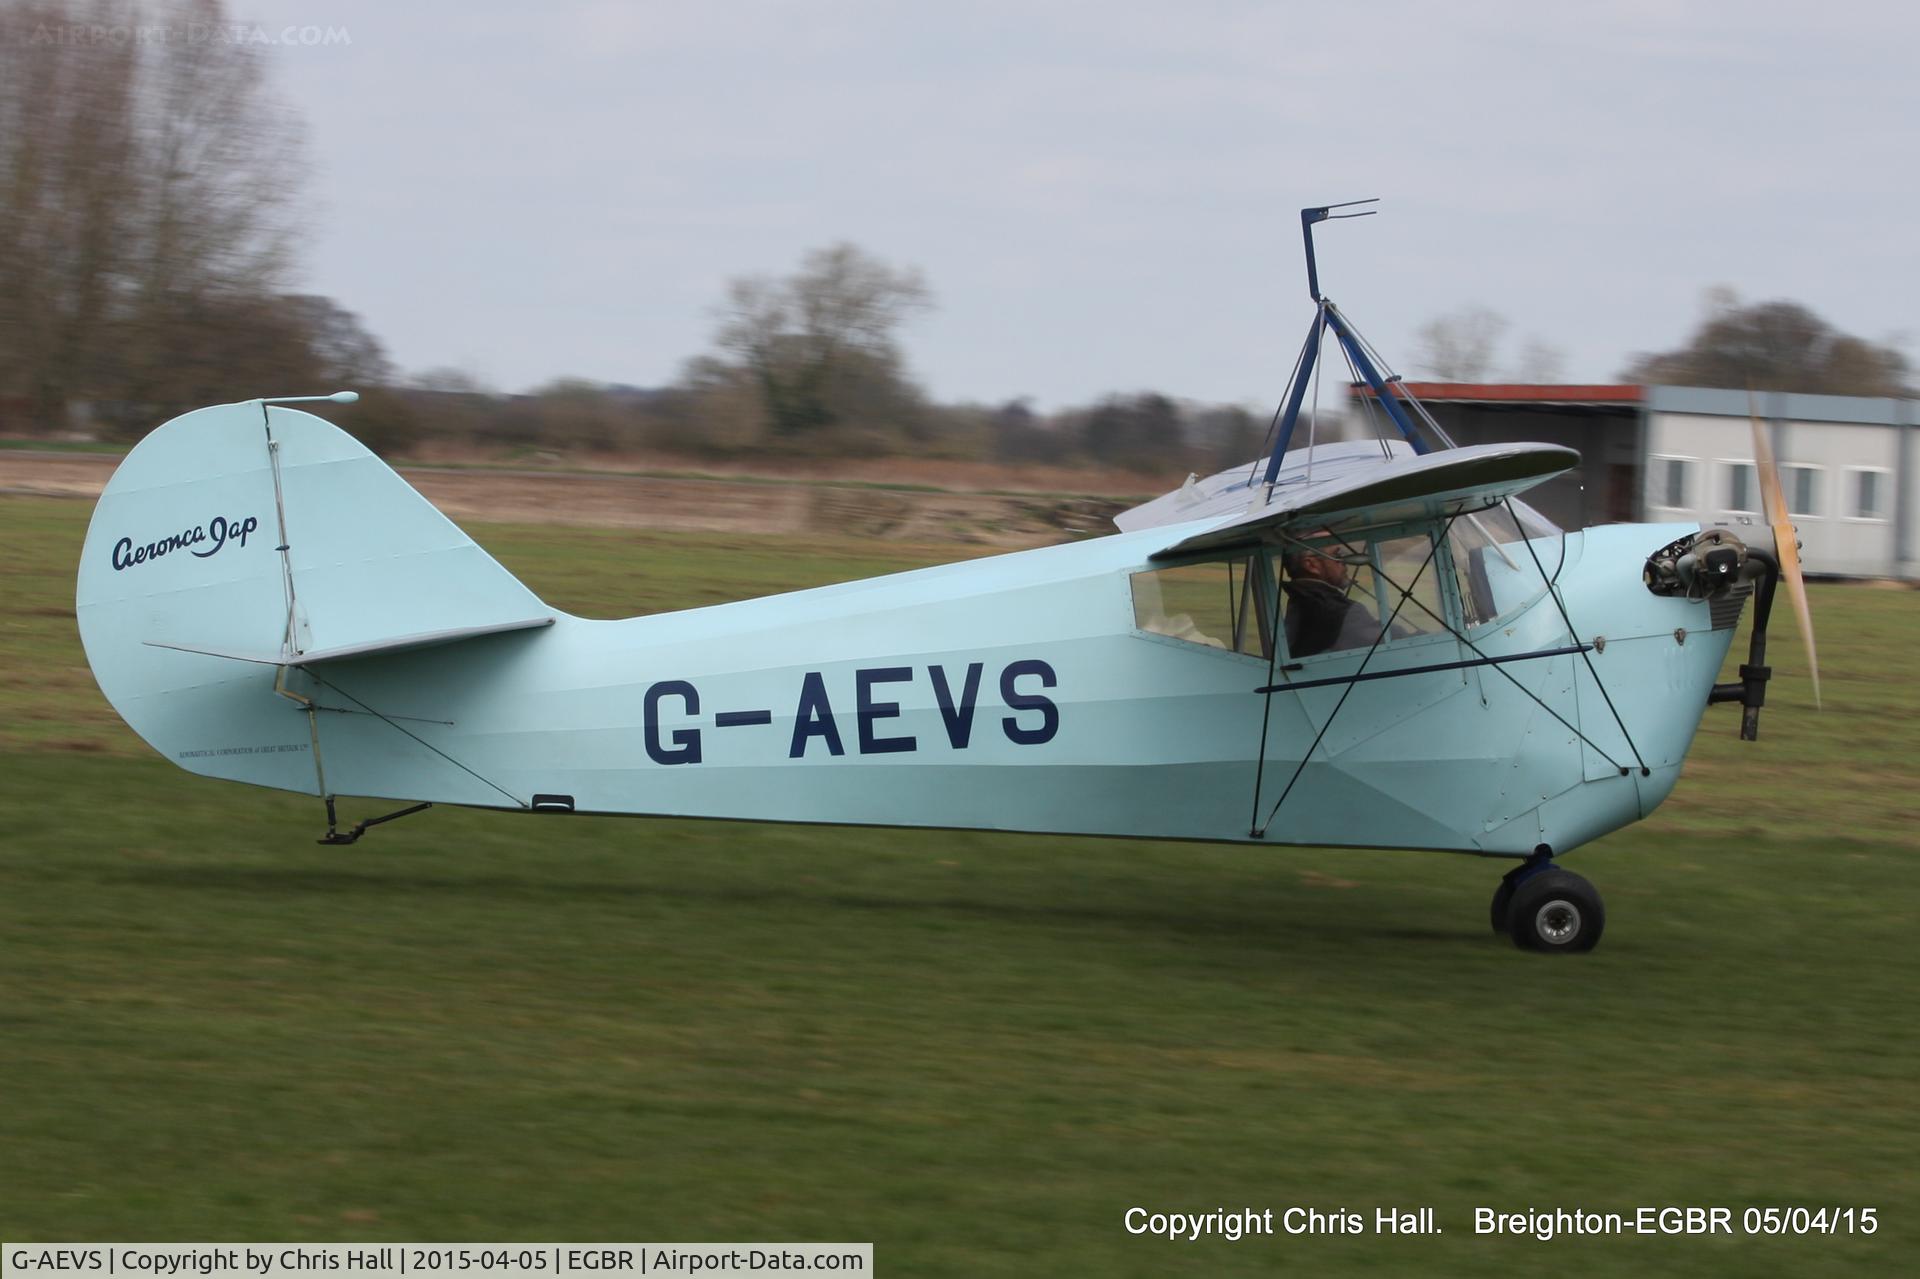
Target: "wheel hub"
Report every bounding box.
[1536,899,1581,943]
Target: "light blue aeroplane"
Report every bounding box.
[75,205,1814,952]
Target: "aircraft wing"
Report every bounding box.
[1127,441,1578,559]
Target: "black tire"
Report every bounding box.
[1489,878,1518,935]
[1507,869,1604,953]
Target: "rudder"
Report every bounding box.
[76,401,549,796]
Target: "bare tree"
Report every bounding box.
[1080,393,1185,473]
[409,367,499,396]
[0,2,137,425]
[1414,306,1508,382]
[1621,291,1911,396]
[713,243,932,444]
[1510,338,1567,384]
[282,296,393,388]
[657,354,769,454]
[1191,404,1261,468]
[517,378,643,453]
[0,0,306,428]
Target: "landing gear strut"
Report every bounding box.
[318,796,433,845]
[1489,849,1605,953]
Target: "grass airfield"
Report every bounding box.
[2,493,1915,1275]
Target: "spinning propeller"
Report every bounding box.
[1747,390,1821,710]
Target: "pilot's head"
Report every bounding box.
[1285,546,1353,590]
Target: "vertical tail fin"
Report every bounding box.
[76,401,550,795]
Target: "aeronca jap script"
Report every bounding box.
[112,514,259,571]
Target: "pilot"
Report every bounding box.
[1282,546,1383,658]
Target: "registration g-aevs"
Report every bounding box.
[75,206,1818,952]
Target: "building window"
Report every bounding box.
[1784,465,1822,517]
[1651,456,1694,509]
[1847,468,1890,521]
[1724,462,1758,513]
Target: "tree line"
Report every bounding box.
[2,1,1910,474]
[1417,293,1910,397]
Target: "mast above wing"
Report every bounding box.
[1116,199,1573,559]
[1261,201,1459,486]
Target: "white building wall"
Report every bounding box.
[1902,417,1919,578]
[1644,400,1908,578]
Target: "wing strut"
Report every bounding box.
[1249,517,1457,837]
[1250,520,1650,840]
[1254,643,1593,694]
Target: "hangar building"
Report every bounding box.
[1350,383,1917,580]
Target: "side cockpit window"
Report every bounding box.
[1276,534,1450,657]
[1131,557,1268,656]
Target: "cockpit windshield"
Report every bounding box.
[1129,499,1564,660]
[1448,500,1562,628]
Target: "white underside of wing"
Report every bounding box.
[145,615,555,666]
[1116,441,1579,557]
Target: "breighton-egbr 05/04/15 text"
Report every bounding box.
[1476,1207,1879,1240]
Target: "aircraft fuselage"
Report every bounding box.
[261,519,1733,858]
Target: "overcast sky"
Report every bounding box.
[250,0,1916,409]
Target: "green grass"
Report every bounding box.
[2,495,1916,1274]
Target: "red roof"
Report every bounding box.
[1354,382,1643,404]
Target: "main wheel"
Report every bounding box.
[1489,878,1518,935]
[1507,869,1605,953]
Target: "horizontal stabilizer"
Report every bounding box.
[145,615,555,667]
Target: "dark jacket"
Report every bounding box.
[1283,579,1382,657]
